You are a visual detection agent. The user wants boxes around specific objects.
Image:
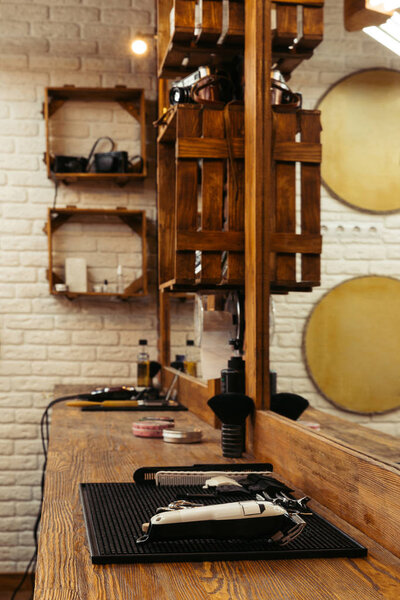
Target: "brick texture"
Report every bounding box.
[0,0,156,572]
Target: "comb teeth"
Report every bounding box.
[154,470,272,487]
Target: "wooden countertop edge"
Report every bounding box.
[253,410,400,558]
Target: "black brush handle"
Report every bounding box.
[221,423,244,458]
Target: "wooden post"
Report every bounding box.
[244,0,272,409]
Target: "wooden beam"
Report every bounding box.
[176,137,244,158]
[344,0,392,31]
[254,410,400,557]
[244,0,272,409]
[176,231,244,251]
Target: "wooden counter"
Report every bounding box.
[34,402,400,600]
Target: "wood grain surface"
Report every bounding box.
[33,400,400,600]
[254,410,400,558]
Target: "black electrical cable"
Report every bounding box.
[10,394,81,600]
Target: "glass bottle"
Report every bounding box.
[184,340,197,377]
[116,264,124,294]
[137,339,151,387]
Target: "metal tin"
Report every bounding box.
[162,427,202,444]
[132,420,174,438]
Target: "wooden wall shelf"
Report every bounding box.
[158,103,245,291]
[44,207,147,298]
[270,107,322,292]
[157,1,324,79]
[43,86,147,183]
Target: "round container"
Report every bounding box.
[55,283,68,292]
[132,420,174,438]
[163,427,202,444]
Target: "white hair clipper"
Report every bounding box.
[136,500,305,545]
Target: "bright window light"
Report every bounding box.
[131,38,148,56]
[368,1,400,10]
[363,22,400,56]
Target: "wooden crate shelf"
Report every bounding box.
[157,0,244,78]
[158,103,245,291]
[272,0,325,78]
[44,207,147,299]
[43,86,147,184]
[270,107,322,293]
[157,1,324,79]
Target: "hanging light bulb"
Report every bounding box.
[131,37,148,55]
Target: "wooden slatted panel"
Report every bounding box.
[223,0,245,46]
[175,106,202,284]
[225,105,245,284]
[158,143,176,286]
[172,0,196,43]
[196,0,223,45]
[297,5,324,51]
[200,108,225,283]
[272,110,297,283]
[299,110,321,284]
[273,2,298,48]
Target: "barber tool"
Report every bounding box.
[207,392,254,458]
[136,500,306,545]
[270,393,309,421]
[76,386,137,402]
[67,399,139,408]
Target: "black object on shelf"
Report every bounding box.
[270,393,309,421]
[208,393,254,458]
[80,471,367,565]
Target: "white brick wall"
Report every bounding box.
[270,0,400,435]
[0,0,399,574]
[0,0,157,572]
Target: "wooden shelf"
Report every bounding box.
[158,103,245,291]
[43,86,147,183]
[50,172,146,186]
[44,207,147,298]
[157,1,324,79]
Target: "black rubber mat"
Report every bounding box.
[80,482,367,564]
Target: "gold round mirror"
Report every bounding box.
[304,276,400,414]
[317,68,400,213]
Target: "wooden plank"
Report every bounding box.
[177,231,244,251]
[299,110,321,283]
[303,406,400,467]
[296,6,324,51]
[273,141,322,162]
[158,143,176,285]
[273,3,298,49]
[177,137,244,158]
[244,0,271,409]
[223,0,245,46]
[270,232,322,253]
[254,410,400,558]
[172,0,196,43]
[275,0,324,4]
[344,0,391,32]
[273,110,297,284]
[175,106,202,283]
[225,106,245,284]
[200,108,225,283]
[196,0,223,45]
[158,290,171,366]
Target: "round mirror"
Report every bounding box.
[317,68,400,213]
[304,276,400,414]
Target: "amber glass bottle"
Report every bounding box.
[137,339,151,387]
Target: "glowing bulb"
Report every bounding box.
[131,38,148,55]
